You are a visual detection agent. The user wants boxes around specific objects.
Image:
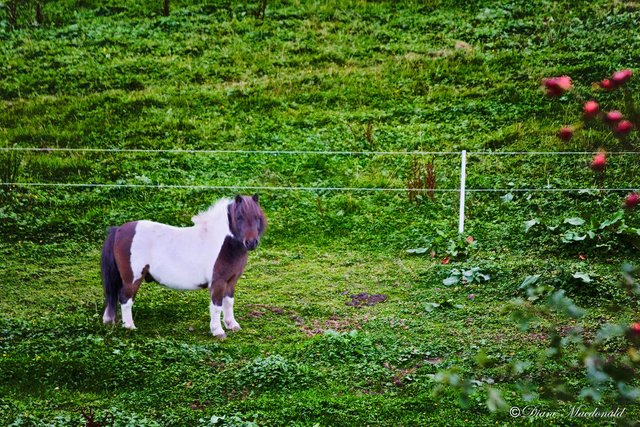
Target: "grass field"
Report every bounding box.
[2,1,640,425]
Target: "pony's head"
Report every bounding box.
[228,194,266,250]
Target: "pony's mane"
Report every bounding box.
[191,198,231,226]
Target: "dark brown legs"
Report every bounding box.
[209,276,240,338]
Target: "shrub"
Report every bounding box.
[300,330,380,365]
[235,354,311,392]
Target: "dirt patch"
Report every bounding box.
[241,304,290,320]
[242,303,369,337]
[246,310,265,319]
[190,400,210,411]
[521,332,548,343]
[430,40,473,58]
[383,362,425,387]
[346,293,388,308]
[425,357,443,365]
[391,367,418,387]
[298,314,369,337]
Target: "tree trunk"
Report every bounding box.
[163,0,170,16]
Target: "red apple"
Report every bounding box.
[591,151,607,172]
[614,120,634,137]
[600,79,615,90]
[543,79,563,96]
[543,76,572,96]
[583,100,599,119]
[556,76,572,90]
[558,127,573,141]
[631,322,640,335]
[625,193,640,209]
[612,69,633,86]
[604,110,623,123]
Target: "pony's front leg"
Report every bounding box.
[209,279,226,339]
[223,297,240,331]
[223,278,241,332]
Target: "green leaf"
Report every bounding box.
[486,387,506,412]
[406,247,429,254]
[564,217,585,226]
[443,276,459,286]
[599,210,624,229]
[618,383,640,399]
[425,302,440,312]
[550,290,585,318]
[562,231,586,242]
[571,272,591,283]
[500,193,513,202]
[426,300,463,311]
[512,360,532,374]
[524,218,540,232]
[477,273,491,282]
[579,387,602,402]
[622,227,640,236]
[595,324,626,342]
[519,274,540,289]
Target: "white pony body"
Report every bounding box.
[130,198,231,290]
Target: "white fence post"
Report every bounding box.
[458,150,467,234]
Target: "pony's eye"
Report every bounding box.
[237,215,244,222]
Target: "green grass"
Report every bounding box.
[2,0,640,425]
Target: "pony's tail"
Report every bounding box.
[101,227,122,324]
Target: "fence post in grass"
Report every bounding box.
[458,150,467,234]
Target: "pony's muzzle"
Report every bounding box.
[244,239,259,250]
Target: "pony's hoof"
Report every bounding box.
[212,326,226,339]
[225,320,241,332]
[123,324,137,330]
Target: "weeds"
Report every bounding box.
[235,354,312,392]
[0,149,22,185]
[252,0,267,20]
[407,157,436,203]
[80,408,114,427]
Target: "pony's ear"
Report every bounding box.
[252,193,259,202]
[235,194,243,204]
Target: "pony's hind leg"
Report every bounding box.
[103,305,117,325]
[119,274,144,329]
[121,298,136,329]
[101,227,122,325]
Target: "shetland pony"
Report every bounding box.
[101,194,266,339]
